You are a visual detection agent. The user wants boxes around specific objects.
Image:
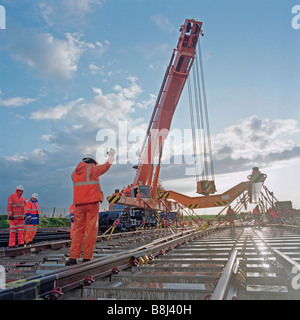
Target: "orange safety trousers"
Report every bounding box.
[9,219,25,247]
[70,203,99,260]
[25,225,37,244]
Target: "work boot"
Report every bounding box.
[82,259,91,263]
[65,258,77,266]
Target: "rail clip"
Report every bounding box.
[83,275,95,286]
[112,266,121,274]
[48,287,64,300]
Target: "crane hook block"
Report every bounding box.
[196,180,216,195]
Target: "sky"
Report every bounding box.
[0,0,299,213]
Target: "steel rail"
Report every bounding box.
[0,231,71,246]
[210,249,239,300]
[273,249,300,275]
[0,228,172,258]
[1,226,214,300]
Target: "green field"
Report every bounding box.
[0,215,69,229]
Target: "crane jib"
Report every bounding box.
[133,19,203,187]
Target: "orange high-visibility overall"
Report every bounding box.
[25,200,39,244]
[7,189,26,247]
[70,160,112,260]
[252,207,261,226]
[226,207,235,227]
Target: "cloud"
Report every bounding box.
[31,98,85,120]
[63,0,103,16]
[89,63,105,75]
[0,96,36,108]
[31,76,146,131]
[38,0,104,27]
[157,115,300,181]
[0,77,155,207]
[27,77,153,171]
[213,116,300,162]
[150,14,175,33]
[5,25,108,84]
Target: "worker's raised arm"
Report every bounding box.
[92,148,116,178]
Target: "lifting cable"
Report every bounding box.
[187,37,215,183]
[188,78,200,181]
[261,185,278,208]
[197,39,215,180]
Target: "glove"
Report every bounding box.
[8,216,14,221]
[107,148,116,158]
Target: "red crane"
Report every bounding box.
[108,18,203,210]
[106,18,267,229]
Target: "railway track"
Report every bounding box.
[0,230,71,247]
[1,224,300,300]
[78,224,300,300]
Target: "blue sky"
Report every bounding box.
[0,0,299,212]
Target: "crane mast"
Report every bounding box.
[134,18,203,197]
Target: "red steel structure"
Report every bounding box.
[107,19,267,212]
[108,18,203,210]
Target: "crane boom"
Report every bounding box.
[134,18,203,192]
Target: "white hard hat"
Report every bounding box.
[16,185,24,191]
[31,193,38,200]
[82,154,98,164]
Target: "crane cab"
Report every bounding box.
[133,185,151,199]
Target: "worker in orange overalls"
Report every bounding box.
[270,207,283,224]
[122,185,131,197]
[69,204,75,239]
[66,149,115,265]
[25,193,40,244]
[252,205,262,227]
[226,205,235,228]
[266,208,272,224]
[7,185,26,247]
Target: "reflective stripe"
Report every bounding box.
[73,181,99,186]
[26,225,36,231]
[12,204,24,207]
[10,225,24,230]
[87,166,90,181]
[73,167,100,187]
[30,217,39,223]
[73,164,103,204]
